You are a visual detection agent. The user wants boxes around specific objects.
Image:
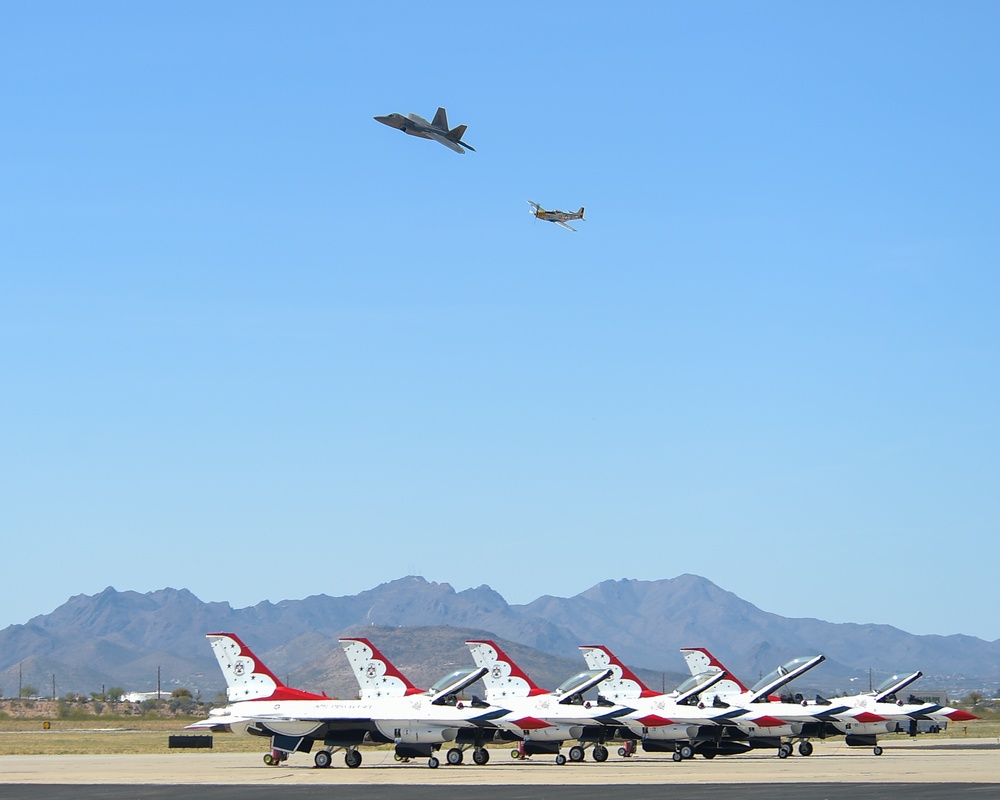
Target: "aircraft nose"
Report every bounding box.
[374,115,393,126]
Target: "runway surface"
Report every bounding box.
[0,738,997,799]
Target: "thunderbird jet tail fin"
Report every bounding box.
[580,645,658,701]
[432,107,449,129]
[340,637,424,699]
[579,207,585,219]
[466,639,548,701]
[680,647,748,698]
[206,633,326,703]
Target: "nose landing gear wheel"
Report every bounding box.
[873,746,883,756]
[778,743,791,759]
[428,756,439,769]
[555,753,567,765]
[672,751,683,762]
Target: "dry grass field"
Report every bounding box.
[0,717,996,757]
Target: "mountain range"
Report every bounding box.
[1,574,996,699]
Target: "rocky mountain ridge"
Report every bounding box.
[0,575,996,698]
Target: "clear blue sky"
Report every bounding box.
[2,2,998,640]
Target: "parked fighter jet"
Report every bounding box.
[466,639,629,764]
[579,644,769,760]
[527,201,585,231]
[339,637,494,765]
[679,648,977,757]
[187,633,506,769]
[374,107,475,154]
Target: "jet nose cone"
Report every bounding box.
[374,115,393,126]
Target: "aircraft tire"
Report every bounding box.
[672,751,683,762]
[593,745,609,762]
[778,746,790,759]
[472,747,490,765]
[428,756,439,769]
[702,751,716,759]
[510,749,521,760]
[568,745,585,762]
[873,746,883,756]
[263,753,276,766]
[446,747,463,765]
[618,747,627,757]
[314,750,332,769]
[345,749,362,768]
[679,744,695,760]
[799,741,813,757]
[555,753,567,765]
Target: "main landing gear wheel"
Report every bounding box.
[873,746,884,756]
[428,756,440,769]
[593,745,609,762]
[555,753,567,765]
[702,752,716,759]
[472,748,490,765]
[568,745,586,762]
[798,741,814,757]
[313,750,332,769]
[345,749,362,768]
[446,748,463,765]
[679,744,695,760]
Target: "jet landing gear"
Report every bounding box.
[312,746,362,769]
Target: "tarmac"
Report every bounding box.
[0,737,997,790]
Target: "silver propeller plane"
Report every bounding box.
[527,201,585,231]
[374,107,475,154]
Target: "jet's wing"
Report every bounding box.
[425,131,466,154]
[554,220,577,231]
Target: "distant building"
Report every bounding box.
[120,691,167,703]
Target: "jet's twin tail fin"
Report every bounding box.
[578,207,585,219]
[206,633,326,703]
[432,107,449,129]
[466,640,548,702]
[579,645,658,701]
[340,637,424,699]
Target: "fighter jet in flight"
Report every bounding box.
[374,107,476,154]
[527,201,585,231]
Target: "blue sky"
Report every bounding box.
[2,2,998,641]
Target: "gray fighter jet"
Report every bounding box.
[374,107,476,154]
